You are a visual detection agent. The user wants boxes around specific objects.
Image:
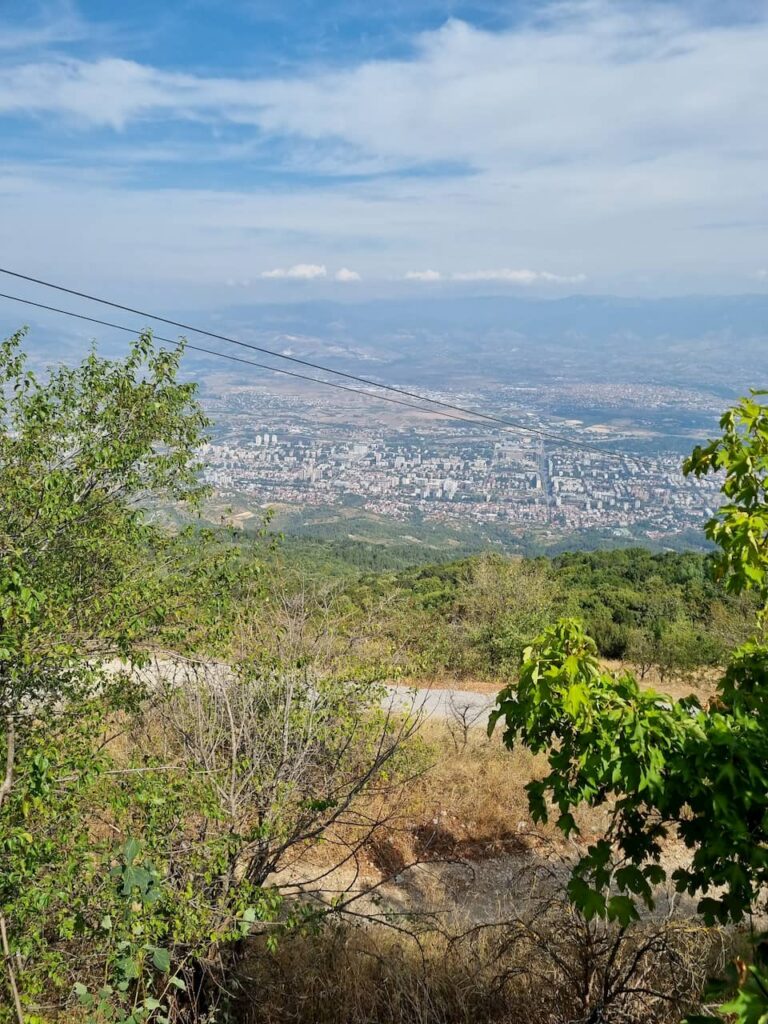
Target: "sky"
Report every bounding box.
[0,0,767,308]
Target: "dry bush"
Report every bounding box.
[487,885,727,1024]
[126,662,426,900]
[236,906,727,1024]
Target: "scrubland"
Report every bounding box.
[4,333,766,1024]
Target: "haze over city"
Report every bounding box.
[2,0,767,553]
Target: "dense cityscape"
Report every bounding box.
[201,377,722,541]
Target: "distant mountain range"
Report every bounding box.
[11,293,768,392]
[201,293,768,391]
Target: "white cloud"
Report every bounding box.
[0,160,761,301]
[260,264,327,280]
[754,269,768,280]
[0,4,87,54]
[451,269,587,285]
[2,7,766,174]
[1,3,767,294]
[405,270,442,281]
[334,267,361,282]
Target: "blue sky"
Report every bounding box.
[1,0,767,307]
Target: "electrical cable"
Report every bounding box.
[0,266,643,461]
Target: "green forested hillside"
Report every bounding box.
[254,543,752,681]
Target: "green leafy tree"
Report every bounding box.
[0,330,227,1021]
[0,327,210,707]
[459,554,556,675]
[0,326,250,771]
[491,391,768,1020]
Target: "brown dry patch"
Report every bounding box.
[303,720,609,891]
[395,722,613,860]
[601,659,720,702]
[396,661,722,700]
[399,723,549,851]
[395,674,503,695]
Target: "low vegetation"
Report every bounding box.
[250,541,754,689]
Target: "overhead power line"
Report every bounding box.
[5,289,636,463]
[0,266,641,462]
[0,291,489,424]
[9,291,643,467]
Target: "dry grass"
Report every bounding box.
[237,912,726,1024]
[396,674,504,695]
[289,718,613,914]
[374,720,614,865]
[396,722,557,859]
[399,660,722,700]
[601,659,720,702]
[287,721,554,888]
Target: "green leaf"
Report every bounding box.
[607,894,640,927]
[567,876,606,920]
[151,946,171,973]
[564,681,589,716]
[123,837,141,866]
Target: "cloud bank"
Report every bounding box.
[405,270,442,282]
[451,269,587,285]
[260,264,328,280]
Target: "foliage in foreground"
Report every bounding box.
[491,392,768,1019]
[0,329,217,1022]
[0,331,414,1023]
[2,666,407,1023]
